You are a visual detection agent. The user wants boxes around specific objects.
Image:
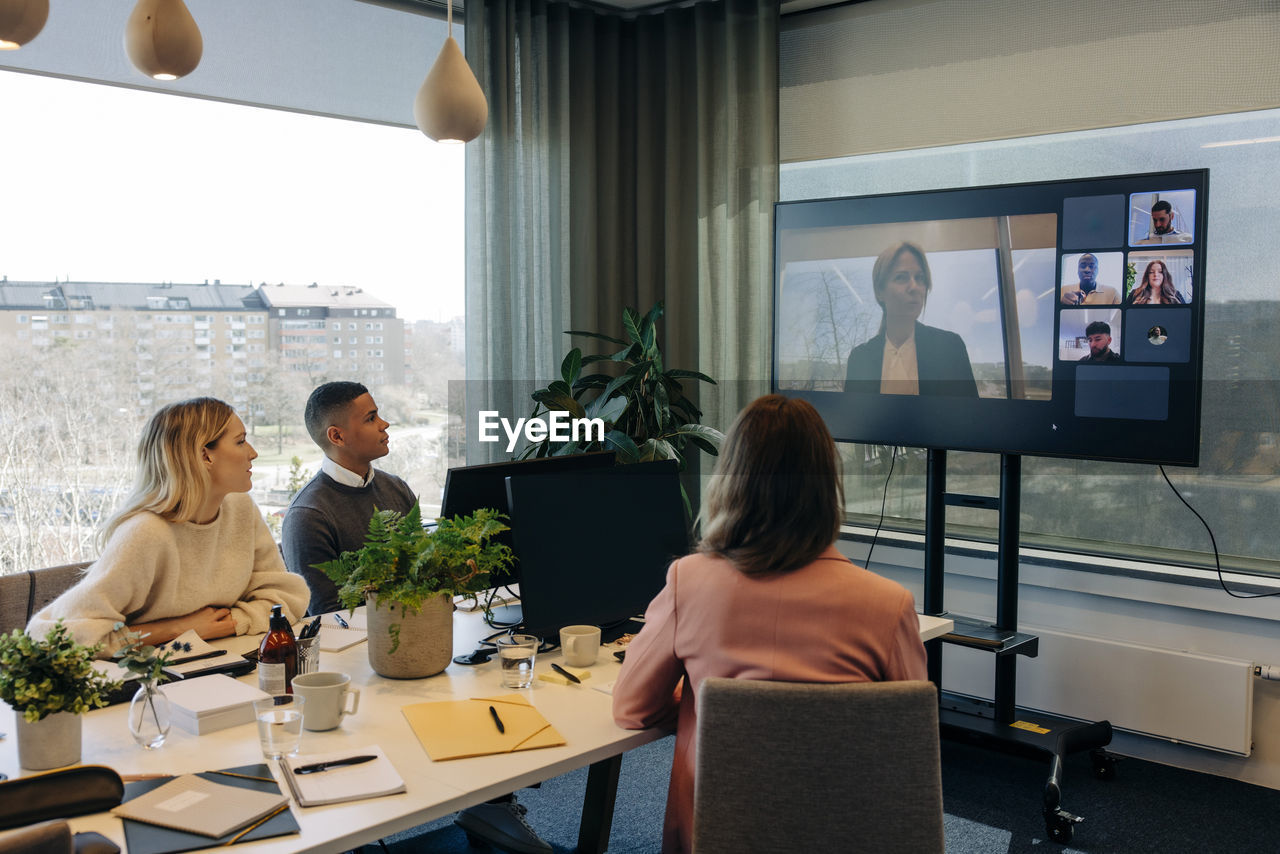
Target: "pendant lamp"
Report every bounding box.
[124,0,203,81]
[0,0,49,50]
[413,2,487,143]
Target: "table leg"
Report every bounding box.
[577,755,622,854]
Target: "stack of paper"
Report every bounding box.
[278,746,405,807]
[111,774,288,838]
[163,674,270,735]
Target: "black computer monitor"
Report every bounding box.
[440,451,617,620]
[506,458,689,643]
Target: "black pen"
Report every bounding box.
[293,754,378,775]
[170,648,228,665]
[333,612,351,629]
[489,704,505,734]
[551,663,581,684]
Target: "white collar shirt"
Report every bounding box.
[880,333,920,396]
[322,455,375,488]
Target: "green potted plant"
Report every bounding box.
[520,301,724,516]
[0,621,121,770]
[318,502,514,678]
[114,624,179,750]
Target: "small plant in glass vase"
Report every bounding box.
[113,622,182,749]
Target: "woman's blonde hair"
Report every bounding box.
[698,395,844,576]
[99,397,235,547]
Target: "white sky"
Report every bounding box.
[0,70,466,322]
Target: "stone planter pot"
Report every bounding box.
[366,592,454,679]
[16,711,82,770]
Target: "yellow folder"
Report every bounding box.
[402,693,566,761]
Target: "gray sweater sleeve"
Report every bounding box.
[280,505,344,616]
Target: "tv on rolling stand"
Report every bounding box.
[773,168,1208,466]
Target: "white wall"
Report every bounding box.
[841,531,1280,789]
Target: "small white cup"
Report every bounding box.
[560,624,601,668]
[291,671,360,732]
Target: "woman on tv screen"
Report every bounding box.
[1127,259,1185,305]
[844,241,979,397]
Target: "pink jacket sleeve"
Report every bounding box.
[886,589,929,681]
[612,561,684,730]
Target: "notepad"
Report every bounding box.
[402,694,566,761]
[317,611,368,652]
[112,774,288,839]
[278,746,405,807]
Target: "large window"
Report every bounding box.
[782,107,1280,574]
[0,62,464,574]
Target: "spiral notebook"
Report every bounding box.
[318,612,368,652]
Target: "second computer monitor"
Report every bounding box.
[506,458,689,642]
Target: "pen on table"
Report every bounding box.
[172,648,228,665]
[550,663,581,684]
[292,754,378,774]
[489,704,505,734]
[333,612,351,629]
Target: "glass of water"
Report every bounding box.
[496,634,539,689]
[254,695,305,758]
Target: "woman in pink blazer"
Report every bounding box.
[612,394,928,854]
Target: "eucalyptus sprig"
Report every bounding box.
[112,622,180,686]
[0,621,121,722]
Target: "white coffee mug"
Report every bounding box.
[292,671,360,731]
[560,624,601,668]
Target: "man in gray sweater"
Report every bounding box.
[282,382,552,854]
[282,381,416,616]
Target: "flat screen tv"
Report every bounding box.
[773,169,1208,465]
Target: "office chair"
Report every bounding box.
[692,678,943,854]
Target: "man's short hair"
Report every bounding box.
[1085,321,1111,337]
[1151,200,1173,216]
[304,381,369,449]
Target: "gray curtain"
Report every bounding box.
[464,0,778,464]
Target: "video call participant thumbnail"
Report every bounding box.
[1135,199,1192,245]
[1079,321,1121,363]
[844,241,978,397]
[1061,253,1120,306]
[1127,259,1186,305]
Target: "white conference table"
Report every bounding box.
[1,609,954,853]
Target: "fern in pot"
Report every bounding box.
[318,502,514,679]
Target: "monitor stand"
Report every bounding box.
[488,603,523,627]
[601,618,644,644]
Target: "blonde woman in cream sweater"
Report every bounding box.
[28,397,309,657]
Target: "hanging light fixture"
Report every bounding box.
[413,1,487,143]
[0,0,49,50]
[124,0,202,81]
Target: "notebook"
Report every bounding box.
[119,765,299,854]
[112,774,287,839]
[278,745,406,807]
[318,612,368,652]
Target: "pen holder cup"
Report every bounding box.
[297,636,320,676]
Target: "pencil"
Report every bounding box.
[224,802,290,845]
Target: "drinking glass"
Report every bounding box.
[254,695,305,759]
[496,634,539,689]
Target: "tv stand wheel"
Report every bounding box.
[1045,809,1081,844]
[1091,749,1119,781]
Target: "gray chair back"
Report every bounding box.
[0,562,90,635]
[692,678,943,854]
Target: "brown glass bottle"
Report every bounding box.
[257,604,298,695]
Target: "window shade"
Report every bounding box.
[781,0,1280,162]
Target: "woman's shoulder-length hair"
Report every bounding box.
[698,395,844,577]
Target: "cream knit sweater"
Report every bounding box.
[27,493,309,657]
